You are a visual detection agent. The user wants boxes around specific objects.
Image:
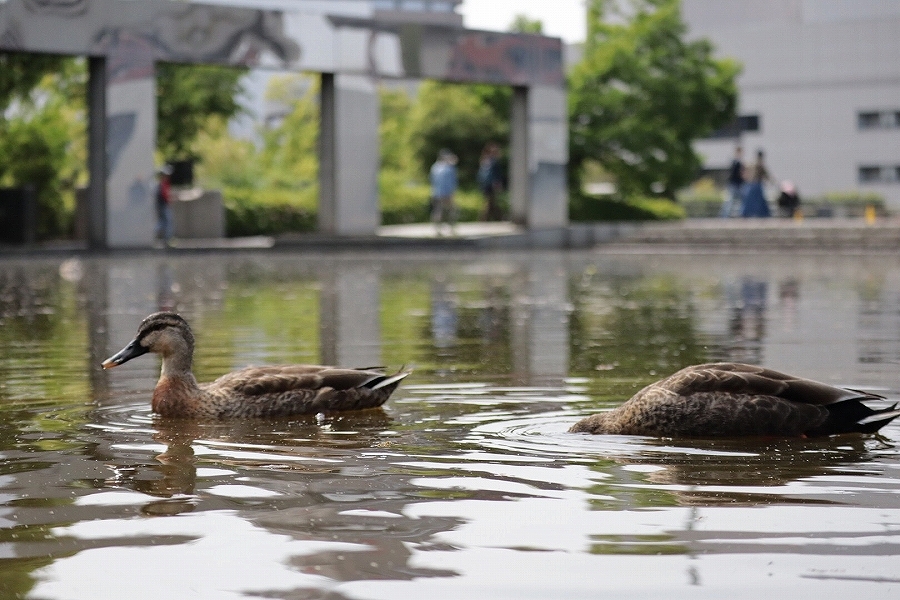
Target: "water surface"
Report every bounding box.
[0,250,899,599]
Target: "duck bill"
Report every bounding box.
[101,338,148,369]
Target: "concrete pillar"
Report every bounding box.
[105,56,157,248]
[527,85,569,228]
[509,86,529,226]
[509,84,569,229]
[318,73,380,235]
[87,57,107,250]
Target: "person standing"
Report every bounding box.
[721,145,744,218]
[741,149,772,218]
[477,142,505,221]
[776,181,800,218]
[430,149,458,234]
[155,165,174,244]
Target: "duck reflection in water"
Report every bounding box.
[570,362,900,438]
[117,409,395,515]
[102,312,411,418]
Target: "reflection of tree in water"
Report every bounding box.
[0,265,69,342]
[421,276,513,375]
[568,274,707,384]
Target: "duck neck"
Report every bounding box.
[159,351,197,386]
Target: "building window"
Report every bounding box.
[706,114,761,139]
[858,109,900,129]
[858,165,900,184]
[859,166,883,183]
[738,114,760,132]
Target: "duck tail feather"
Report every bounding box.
[856,404,900,428]
[368,367,413,390]
[845,387,887,400]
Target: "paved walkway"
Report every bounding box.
[4,218,900,255]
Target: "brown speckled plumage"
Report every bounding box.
[102,312,410,419]
[570,362,900,438]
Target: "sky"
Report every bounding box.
[457,0,587,44]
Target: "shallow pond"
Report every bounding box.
[1,249,899,599]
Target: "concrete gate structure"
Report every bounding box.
[0,0,568,248]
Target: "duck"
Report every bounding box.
[569,362,900,438]
[101,312,411,419]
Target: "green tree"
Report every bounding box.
[509,15,544,34]
[380,86,414,175]
[407,81,507,187]
[0,56,86,238]
[0,51,67,111]
[569,0,739,199]
[256,73,319,190]
[156,62,247,160]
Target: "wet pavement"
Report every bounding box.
[3,217,900,255]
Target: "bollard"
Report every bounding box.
[865,205,876,224]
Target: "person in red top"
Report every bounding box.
[155,165,173,244]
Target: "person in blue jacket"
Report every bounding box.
[430,149,458,234]
[741,149,772,218]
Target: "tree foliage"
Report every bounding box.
[569,0,739,198]
[256,74,319,190]
[156,62,248,160]
[0,51,68,111]
[407,81,508,187]
[509,15,544,35]
[0,56,86,238]
[380,86,415,175]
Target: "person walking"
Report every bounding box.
[155,165,174,244]
[430,149,458,234]
[477,142,505,221]
[741,149,773,218]
[721,145,745,218]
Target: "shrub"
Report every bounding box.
[379,171,485,225]
[223,186,317,236]
[222,178,488,236]
[570,193,685,221]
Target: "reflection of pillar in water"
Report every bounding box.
[319,264,382,368]
[98,258,166,399]
[511,254,570,383]
[82,260,110,401]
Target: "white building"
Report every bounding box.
[684,0,900,209]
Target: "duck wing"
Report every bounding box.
[637,363,896,436]
[211,365,394,397]
[203,365,411,418]
[655,362,883,406]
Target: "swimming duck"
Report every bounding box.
[101,312,411,419]
[569,362,900,438]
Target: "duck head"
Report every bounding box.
[102,312,195,372]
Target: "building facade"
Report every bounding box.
[684,0,900,209]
